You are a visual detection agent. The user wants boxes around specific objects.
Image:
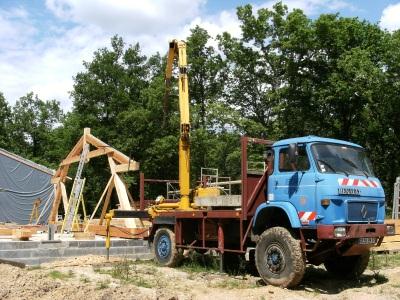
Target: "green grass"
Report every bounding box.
[178,253,220,273]
[80,275,91,283]
[96,280,110,290]
[208,278,258,289]
[369,252,400,270]
[94,258,157,288]
[48,270,74,280]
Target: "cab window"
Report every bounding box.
[279,146,310,172]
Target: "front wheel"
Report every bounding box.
[152,227,182,267]
[324,251,370,278]
[255,227,305,288]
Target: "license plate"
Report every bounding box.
[357,237,377,245]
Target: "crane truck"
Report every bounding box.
[108,39,395,288]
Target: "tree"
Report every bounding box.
[11,92,62,164]
[218,3,288,138]
[187,26,224,129]
[0,92,11,149]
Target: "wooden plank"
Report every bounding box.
[62,136,84,163]
[114,174,138,228]
[0,228,13,235]
[60,182,68,212]
[108,156,116,174]
[87,224,149,239]
[54,165,70,182]
[114,162,140,173]
[60,148,114,166]
[123,182,144,227]
[73,231,95,240]
[85,133,108,148]
[372,220,400,252]
[12,229,32,241]
[110,151,134,165]
[85,133,139,165]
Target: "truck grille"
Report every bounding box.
[347,201,378,222]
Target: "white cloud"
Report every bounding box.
[0,0,210,110]
[181,9,241,50]
[380,2,400,32]
[45,0,205,35]
[1,0,357,111]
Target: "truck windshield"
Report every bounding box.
[311,143,375,177]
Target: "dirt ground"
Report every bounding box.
[1,254,400,300]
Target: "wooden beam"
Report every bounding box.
[54,164,70,181]
[114,174,139,228]
[65,136,84,160]
[51,177,61,184]
[114,161,140,173]
[49,183,62,223]
[87,224,148,239]
[123,181,144,227]
[86,133,139,165]
[60,148,114,166]
[60,182,68,212]
[86,133,109,148]
[108,155,116,174]
[99,179,115,225]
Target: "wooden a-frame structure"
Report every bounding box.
[49,128,141,228]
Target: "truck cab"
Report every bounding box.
[252,135,394,287]
[268,136,385,227]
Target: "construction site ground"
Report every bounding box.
[1,253,400,300]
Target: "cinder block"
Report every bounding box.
[111,239,128,247]
[0,249,35,259]
[38,248,62,258]
[67,241,79,247]
[77,241,97,248]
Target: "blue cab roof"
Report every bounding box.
[273,136,363,148]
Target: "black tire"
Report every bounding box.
[152,227,182,267]
[324,251,370,278]
[255,227,305,288]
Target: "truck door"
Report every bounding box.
[270,145,317,225]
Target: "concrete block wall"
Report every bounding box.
[0,239,152,266]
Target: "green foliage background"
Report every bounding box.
[1,3,399,212]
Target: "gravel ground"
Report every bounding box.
[1,254,400,300]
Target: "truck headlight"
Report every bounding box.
[386,224,395,235]
[334,226,346,238]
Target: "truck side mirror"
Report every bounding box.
[288,143,298,164]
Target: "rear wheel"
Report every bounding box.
[324,251,370,278]
[255,227,305,288]
[153,227,182,267]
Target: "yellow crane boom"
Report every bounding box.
[165,40,190,210]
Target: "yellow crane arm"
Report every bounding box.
[165,40,190,210]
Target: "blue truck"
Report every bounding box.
[131,135,395,288]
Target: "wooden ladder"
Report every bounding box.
[62,143,90,233]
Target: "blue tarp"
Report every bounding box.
[0,149,54,224]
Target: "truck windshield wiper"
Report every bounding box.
[341,157,369,178]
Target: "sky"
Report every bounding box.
[1,0,400,111]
